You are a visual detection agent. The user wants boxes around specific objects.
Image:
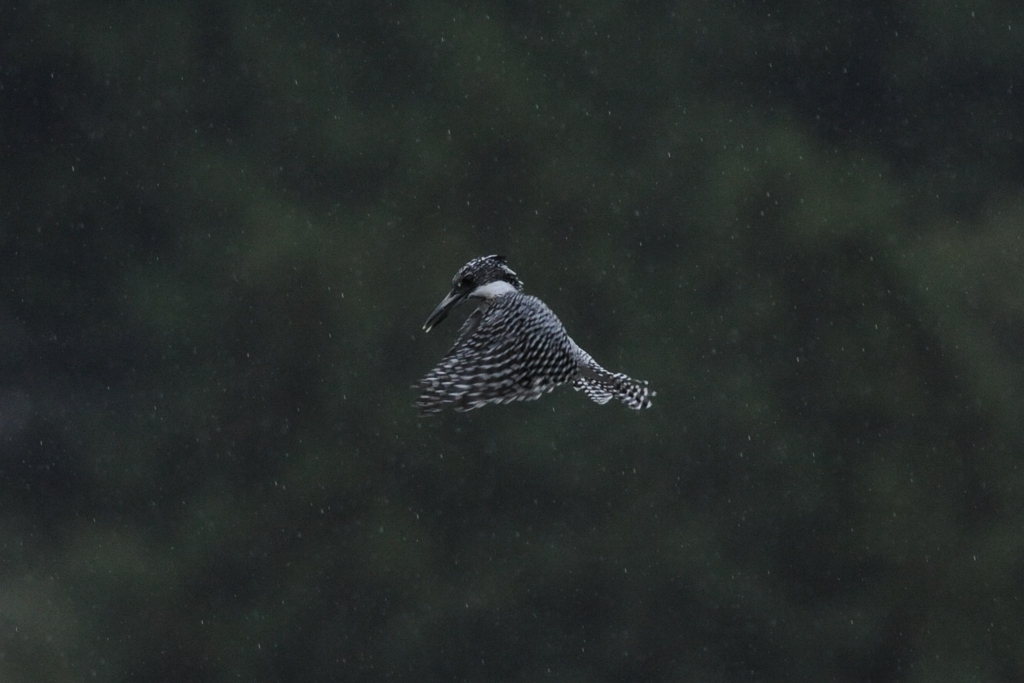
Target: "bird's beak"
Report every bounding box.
[423,289,467,332]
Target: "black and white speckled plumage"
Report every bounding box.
[417,255,654,414]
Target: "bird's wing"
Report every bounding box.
[417,295,575,413]
[448,305,485,354]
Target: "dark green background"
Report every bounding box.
[2,1,1022,680]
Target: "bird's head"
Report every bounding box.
[422,255,524,332]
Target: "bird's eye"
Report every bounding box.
[460,276,473,288]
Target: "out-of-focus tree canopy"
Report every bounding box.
[1,1,1022,681]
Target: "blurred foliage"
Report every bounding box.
[1,0,1023,681]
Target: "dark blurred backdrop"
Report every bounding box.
[2,1,1023,681]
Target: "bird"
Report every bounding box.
[416,255,654,414]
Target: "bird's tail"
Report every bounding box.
[571,346,654,410]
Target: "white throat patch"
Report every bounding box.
[470,280,518,299]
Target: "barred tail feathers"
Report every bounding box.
[571,345,654,410]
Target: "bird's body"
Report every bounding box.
[417,255,654,414]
